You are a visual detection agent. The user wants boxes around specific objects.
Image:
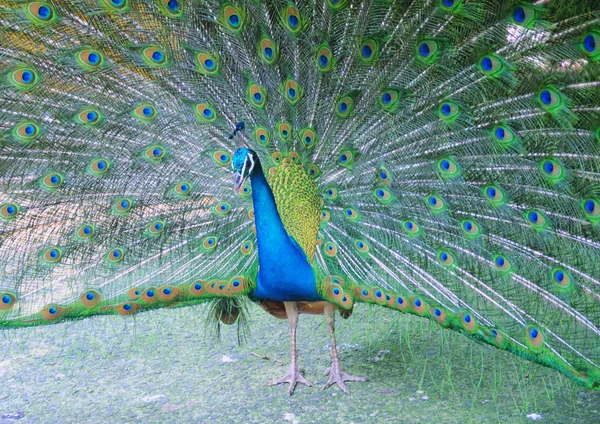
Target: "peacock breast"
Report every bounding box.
[266,158,321,263]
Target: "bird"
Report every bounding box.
[0,0,599,396]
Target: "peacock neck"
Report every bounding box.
[248,158,321,302]
[249,160,292,257]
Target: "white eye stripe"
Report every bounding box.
[248,153,255,174]
[240,153,255,178]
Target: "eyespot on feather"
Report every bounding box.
[195,103,216,123]
[299,127,317,148]
[144,145,166,163]
[25,2,57,25]
[0,292,17,310]
[101,0,129,12]
[42,305,64,321]
[460,219,481,239]
[416,39,440,64]
[581,31,599,60]
[189,280,208,297]
[320,210,331,226]
[309,164,320,177]
[228,276,247,294]
[117,302,138,316]
[172,181,192,198]
[323,241,338,257]
[338,150,355,168]
[107,248,125,263]
[552,268,574,293]
[316,43,333,72]
[459,311,478,333]
[259,36,278,64]
[437,100,461,123]
[76,223,95,240]
[537,87,564,113]
[254,126,270,145]
[359,38,378,63]
[524,209,549,231]
[482,184,507,207]
[40,172,64,191]
[373,187,394,204]
[12,121,41,144]
[402,220,421,237]
[493,254,512,273]
[354,286,373,302]
[133,104,157,121]
[437,157,460,179]
[440,0,463,12]
[213,202,231,216]
[492,125,518,147]
[113,197,132,215]
[196,52,219,75]
[141,46,168,67]
[276,122,292,141]
[409,296,427,316]
[141,287,158,303]
[429,307,449,326]
[9,67,41,90]
[247,83,266,108]
[76,49,104,70]
[539,158,565,183]
[157,285,179,301]
[379,89,399,112]
[525,326,544,351]
[147,220,166,235]
[582,198,600,223]
[240,241,253,255]
[201,235,218,251]
[128,288,142,300]
[426,194,447,213]
[335,96,354,118]
[80,290,101,307]
[282,78,302,104]
[324,186,338,200]
[288,152,300,163]
[75,108,102,125]
[283,4,302,34]
[159,0,183,17]
[511,4,538,28]
[222,4,245,33]
[88,158,110,176]
[344,207,360,222]
[0,203,21,221]
[437,250,454,266]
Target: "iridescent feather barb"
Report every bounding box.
[0,0,599,393]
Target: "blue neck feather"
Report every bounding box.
[248,159,321,302]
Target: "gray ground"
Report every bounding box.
[1,303,599,424]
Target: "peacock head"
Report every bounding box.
[232,147,258,194]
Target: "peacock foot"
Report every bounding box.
[267,365,313,395]
[322,366,368,393]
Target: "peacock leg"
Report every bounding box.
[322,303,367,393]
[267,301,313,395]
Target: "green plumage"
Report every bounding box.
[0,0,599,392]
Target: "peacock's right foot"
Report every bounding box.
[267,364,313,395]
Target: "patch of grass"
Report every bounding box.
[1,304,599,423]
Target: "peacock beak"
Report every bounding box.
[233,172,246,195]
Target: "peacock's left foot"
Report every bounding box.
[322,365,368,393]
[267,364,313,395]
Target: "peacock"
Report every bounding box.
[1,0,599,397]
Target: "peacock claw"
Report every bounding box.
[322,366,368,393]
[267,365,313,395]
